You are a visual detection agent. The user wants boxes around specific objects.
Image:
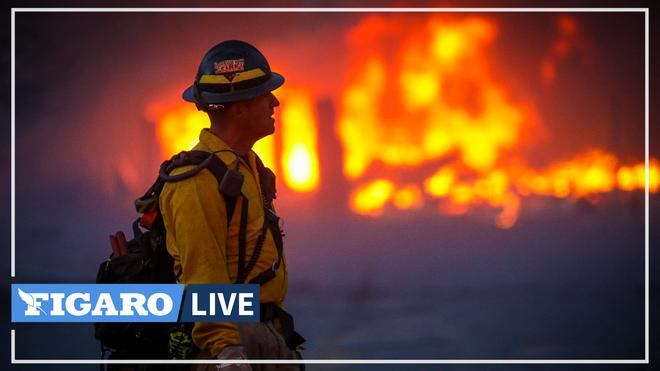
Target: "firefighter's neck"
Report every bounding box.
[209,121,254,156]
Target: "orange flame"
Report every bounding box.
[340,16,527,221]
[338,16,525,180]
[147,102,209,159]
[350,179,395,216]
[339,15,655,227]
[279,88,320,193]
[517,150,617,198]
[617,160,659,193]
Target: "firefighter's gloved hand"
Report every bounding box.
[216,345,251,370]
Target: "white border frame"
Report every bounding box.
[9,7,650,365]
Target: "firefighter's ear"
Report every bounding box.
[228,100,247,119]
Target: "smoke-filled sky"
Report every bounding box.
[7,7,659,366]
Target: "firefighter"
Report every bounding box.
[159,40,304,371]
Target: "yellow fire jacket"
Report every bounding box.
[159,128,288,356]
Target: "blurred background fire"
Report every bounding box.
[10,9,657,367]
[147,14,656,228]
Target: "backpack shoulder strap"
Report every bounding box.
[243,152,285,286]
[139,150,239,224]
[203,153,239,224]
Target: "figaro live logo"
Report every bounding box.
[11,284,259,323]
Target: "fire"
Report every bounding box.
[350,179,395,216]
[393,185,423,210]
[339,58,387,179]
[339,15,528,221]
[617,161,659,193]
[517,150,618,198]
[148,102,209,159]
[424,166,455,197]
[279,89,320,193]
[338,16,524,180]
[338,15,655,227]
[148,14,654,229]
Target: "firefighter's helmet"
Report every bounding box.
[182,40,284,108]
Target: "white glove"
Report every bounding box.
[215,345,251,371]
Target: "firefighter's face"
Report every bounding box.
[239,92,280,141]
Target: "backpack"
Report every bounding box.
[94,150,283,361]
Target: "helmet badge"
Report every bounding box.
[214,59,245,82]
